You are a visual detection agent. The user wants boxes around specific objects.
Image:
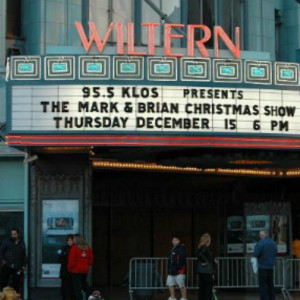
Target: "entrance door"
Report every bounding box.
[92,206,218,286]
[153,208,193,257]
[92,207,152,286]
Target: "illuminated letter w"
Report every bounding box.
[75,22,114,53]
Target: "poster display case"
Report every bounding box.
[41,199,79,279]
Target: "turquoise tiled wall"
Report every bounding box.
[23,0,82,54]
[0,158,24,204]
[0,1,299,125]
[0,86,5,123]
[13,0,300,62]
[23,0,43,54]
[45,0,82,47]
[244,0,277,60]
[282,0,300,62]
[0,0,6,68]
[0,1,6,123]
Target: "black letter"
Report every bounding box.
[40,102,49,113]
[183,89,190,98]
[53,117,62,129]
[82,87,90,98]
[152,88,159,98]
[107,87,115,98]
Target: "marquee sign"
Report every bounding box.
[9,85,300,134]
[6,55,300,149]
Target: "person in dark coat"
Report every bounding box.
[197,233,214,300]
[59,234,74,300]
[0,228,26,293]
[166,237,187,300]
[253,230,277,300]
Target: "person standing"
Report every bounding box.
[292,235,300,259]
[68,236,93,300]
[0,228,26,293]
[292,235,300,284]
[197,233,214,300]
[59,234,74,300]
[253,230,277,300]
[166,236,187,300]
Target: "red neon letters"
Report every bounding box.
[187,25,212,57]
[164,24,185,57]
[75,22,241,59]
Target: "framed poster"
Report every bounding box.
[227,216,244,254]
[272,216,288,254]
[246,215,270,253]
[41,200,79,279]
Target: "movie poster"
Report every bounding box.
[227,216,244,253]
[246,215,270,253]
[272,216,288,253]
[41,200,79,279]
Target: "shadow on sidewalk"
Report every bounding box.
[29,288,60,300]
[28,287,287,300]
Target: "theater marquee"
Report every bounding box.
[10,85,300,136]
[5,31,300,149]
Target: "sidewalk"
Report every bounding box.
[29,288,288,300]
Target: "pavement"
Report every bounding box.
[28,288,291,300]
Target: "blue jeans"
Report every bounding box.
[258,269,275,300]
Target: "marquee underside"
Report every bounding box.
[6,134,300,149]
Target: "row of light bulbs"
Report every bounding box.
[92,161,300,177]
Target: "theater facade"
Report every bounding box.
[2,0,300,293]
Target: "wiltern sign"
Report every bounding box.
[75,22,241,59]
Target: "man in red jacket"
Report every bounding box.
[68,236,93,300]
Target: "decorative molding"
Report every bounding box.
[113,56,144,80]
[79,56,110,80]
[8,55,300,86]
[181,58,211,81]
[44,56,75,80]
[148,57,177,81]
[244,201,290,215]
[39,174,82,196]
[10,56,41,81]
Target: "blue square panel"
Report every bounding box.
[79,56,110,80]
[10,56,41,80]
[120,62,136,73]
[87,63,102,73]
[251,67,265,77]
[244,61,272,85]
[188,65,203,75]
[148,57,177,81]
[113,56,144,80]
[275,62,299,86]
[181,58,211,81]
[213,59,242,83]
[18,63,34,73]
[52,62,68,73]
[154,63,170,73]
[44,56,75,80]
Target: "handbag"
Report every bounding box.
[197,251,213,274]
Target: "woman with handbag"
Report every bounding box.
[197,233,214,300]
